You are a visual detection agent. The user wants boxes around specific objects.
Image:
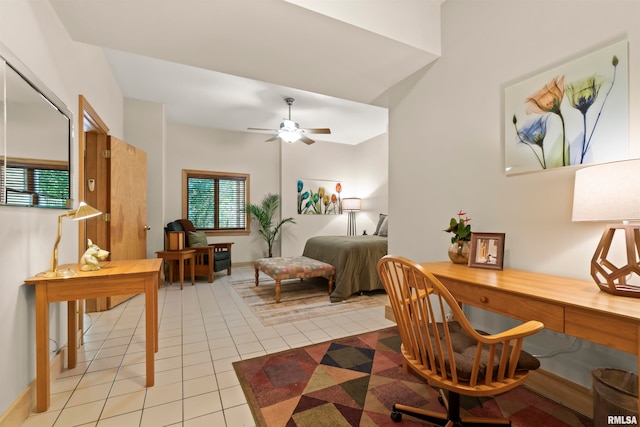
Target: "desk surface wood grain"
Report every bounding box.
[422,262,640,323]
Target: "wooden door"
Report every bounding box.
[108,136,147,261]
[84,136,148,311]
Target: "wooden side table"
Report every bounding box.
[25,259,162,412]
[156,249,196,290]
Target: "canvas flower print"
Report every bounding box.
[504,40,628,175]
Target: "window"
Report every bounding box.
[182,169,250,235]
[1,159,69,208]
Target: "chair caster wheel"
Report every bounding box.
[390,410,402,422]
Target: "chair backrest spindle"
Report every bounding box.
[378,255,543,397]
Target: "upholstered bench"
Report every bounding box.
[254,256,335,303]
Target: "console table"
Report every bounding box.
[24,258,162,412]
[420,262,640,408]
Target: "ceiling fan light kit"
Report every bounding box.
[248,97,331,145]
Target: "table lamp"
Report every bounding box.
[342,198,361,236]
[43,201,102,278]
[572,159,640,297]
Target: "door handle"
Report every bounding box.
[144,225,151,231]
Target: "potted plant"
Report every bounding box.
[246,193,295,257]
[444,210,472,264]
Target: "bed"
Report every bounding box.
[302,235,388,302]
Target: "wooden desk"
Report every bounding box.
[156,249,195,290]
[421,262,640,406]
[25,258,162,412]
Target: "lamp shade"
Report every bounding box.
[73,201,102,221]
[572,159,640,222]
[342,198,361,212]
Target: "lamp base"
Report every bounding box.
[591,224,640,298]
[40,267,78,278]
[347,211,357,236]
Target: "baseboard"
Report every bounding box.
[0,347,66,427]
[234,261,254,268]
[525,368,592,418]
[384,304,592,418]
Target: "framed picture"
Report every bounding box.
[504,39,629,175]
[468,232,505,270]
[296,179,344,215]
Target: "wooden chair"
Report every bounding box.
[165,220,233,283]
[377,255,544,426]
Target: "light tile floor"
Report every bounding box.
[21,267,394,427]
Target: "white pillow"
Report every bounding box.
[373,214,387,235]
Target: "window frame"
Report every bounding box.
[1,157,70,208]
[181,169,250,236]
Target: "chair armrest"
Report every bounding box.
[477,320,544,344]
[211,242,233,252]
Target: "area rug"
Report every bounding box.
[230,273,388,327]
[234,327,593,427]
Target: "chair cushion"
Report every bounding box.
[188,231,208,247]
[165,221,184,232]
[430,321,540,382]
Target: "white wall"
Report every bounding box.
[387,0,640,388]
[164,123,281,262]
[280,132,390,257]
[124,98,166,258]
[0,0,124,416]
[163,123,389,262]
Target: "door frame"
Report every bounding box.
[77,95,109,256]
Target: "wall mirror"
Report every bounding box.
[0,43,72,209]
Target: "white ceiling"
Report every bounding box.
[50,0,443,145]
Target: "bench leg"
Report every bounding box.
[255,268,259,286]
[275,279,281,303]
[328,275,334,294]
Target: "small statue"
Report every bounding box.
[80,239,110,271]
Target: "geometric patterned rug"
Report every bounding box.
[233,327,593,427]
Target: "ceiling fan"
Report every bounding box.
[248,97,331,145]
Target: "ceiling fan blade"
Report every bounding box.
[248,127,277,132]
[265,135,280,142]
[302,128,331,134]
[299,135,315,145]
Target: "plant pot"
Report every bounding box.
[448,240,470,264]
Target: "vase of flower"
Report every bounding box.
[448,240,470,264]
[444,210,472,264]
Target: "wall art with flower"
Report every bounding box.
[296,179,344,215]
[504,40,628,175]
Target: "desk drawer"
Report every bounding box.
[446,281,564,331]
[565,307,637,354]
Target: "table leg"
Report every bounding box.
[189,255,195,286]
[179,256,185,290]
[275,279,281,303]
[145,275,156,386]
[35,283,50,412]
[67,300,77,369]
[167,260,174,285]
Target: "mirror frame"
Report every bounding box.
[0,41,72,209]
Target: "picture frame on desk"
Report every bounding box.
[469,232,505,270]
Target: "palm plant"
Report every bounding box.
[246,193,295,257]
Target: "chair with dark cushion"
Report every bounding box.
[165,219,233,283]
[377,255,544,426]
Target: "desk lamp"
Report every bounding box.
[43,202,102,278]
[342,198,362,236]
[572,159,640,297]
